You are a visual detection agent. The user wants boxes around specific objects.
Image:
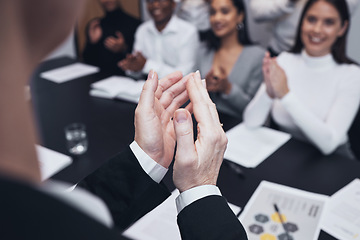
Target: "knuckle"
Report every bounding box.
[134,106,141,116]
[206,132,219,145]
[220,133,228,146]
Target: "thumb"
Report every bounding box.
[115,31,124,39]
[138,70,158,110]
[173,109,196,159]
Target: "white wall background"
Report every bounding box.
[44,32,76,60]
[347,3,360,63]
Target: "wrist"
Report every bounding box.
[278,88,289,99]
[175,185,221,213]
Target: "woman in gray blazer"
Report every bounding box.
[198,0,265,119]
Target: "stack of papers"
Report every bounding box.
[36,145,72,181]
[123,190,241,240]
[40,63,99,83]
[90,76,145,103]
[321,179,360,240]
[224,123,291,168]
[240,181,328,240]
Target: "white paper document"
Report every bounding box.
[123,190,241,240]
[224,123,291,168]
[40,63,99,83]
[240,181,328,240]
[321,179,360,240]
[90,76,145,103]
[36,145,72,181]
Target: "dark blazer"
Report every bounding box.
[82,8,141,76]
[0,147,248,239]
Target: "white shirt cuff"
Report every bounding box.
[175,185,222,214]
[129,141,168,183]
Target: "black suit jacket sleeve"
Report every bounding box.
[78,146,171,232]
[178,195,248,240]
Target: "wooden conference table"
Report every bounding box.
[30,57,360,240]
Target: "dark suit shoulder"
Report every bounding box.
[78,146,171,231]
[177,195,248,240]
[0,175,120,240]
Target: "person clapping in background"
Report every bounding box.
[244,0,360,158]
[83,0,140,75]
[197,0,265,119]
[118,0,199,79]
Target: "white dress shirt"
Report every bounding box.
[130,15,199,79]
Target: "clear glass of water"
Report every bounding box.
[64,123,88,155]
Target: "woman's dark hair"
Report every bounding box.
[205,0,252,50]
[290,0,355,64]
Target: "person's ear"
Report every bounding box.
[338,20,348,37]
[237,12,244,24]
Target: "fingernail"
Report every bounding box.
[147,70,155,80]
[195,70,201,79]
[175,111,188,123]
[201,79,206,88]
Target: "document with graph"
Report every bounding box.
[239,181,328,240]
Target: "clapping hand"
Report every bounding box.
[104,31,127,53]
[118,51,147,72]
[205,67,232,94]
[173,71,228,192]
[134,70,192,168]
[88,19,102,44]
[262,52,289,99]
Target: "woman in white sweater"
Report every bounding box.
[243,0,360,158]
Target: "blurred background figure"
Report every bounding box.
[249,0,359,56]
[82,0,141,75]
[198,0,265,119]
[244,0,360,159]
[118,0,199,79]
[177,0,211,40]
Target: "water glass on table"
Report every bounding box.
[64,123,88,155]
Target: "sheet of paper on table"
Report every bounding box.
[321,178,360,240]
[224,123,291,168]
[90,76,145,103]
[239,181,328,240]
[40,63,99,83]
[123,190,241,240]
[36,145,72,181]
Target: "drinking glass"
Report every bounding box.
[64,123,88,155]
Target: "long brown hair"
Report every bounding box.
[290,0,357,64]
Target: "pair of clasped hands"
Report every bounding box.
[135,70,227,192]
[262,52,290,99]
[89,19,127,53]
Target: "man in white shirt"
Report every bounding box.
[118,0,199,79]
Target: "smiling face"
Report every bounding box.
[301,0,348,57]
[147,0,175,31]
[209,0,244,39]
